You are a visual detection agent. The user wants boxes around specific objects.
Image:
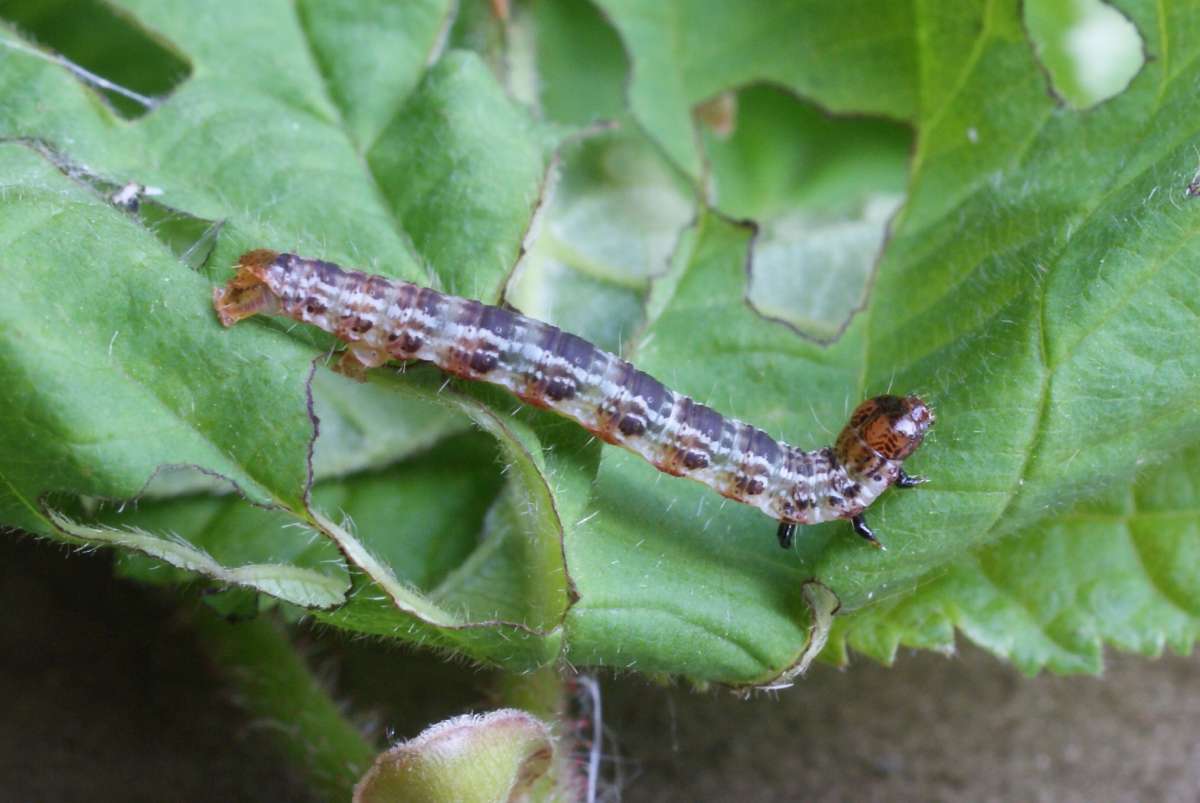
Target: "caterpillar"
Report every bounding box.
[214,250,933,549]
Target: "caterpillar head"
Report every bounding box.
[213,249,281,327]
[845,394,934,462]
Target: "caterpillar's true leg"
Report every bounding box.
[777,521,797,549]
[897,469,927,488]
[851,514,885,550]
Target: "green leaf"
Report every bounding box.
[366,49,557,299]
[3,0,1199,685]
[309,374,599,670]
[0,0,191,119]
[98,396,597,669]
[532,0,629,126]
[0,143,316,522]
[565,0,1200,682]
[309,370,467,481]
[830,444,1200,675]
[295,0,456,149]
[591,0,918,178]
[702,85,911,219]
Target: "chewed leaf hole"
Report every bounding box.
[134,200,222,271]
[1025,0,1144,110]
[749,194,903,342]
[0,0,191,118]
[700,85,911,342]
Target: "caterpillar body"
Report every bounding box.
[214,250,933,549]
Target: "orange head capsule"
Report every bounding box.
[846,394,934,462]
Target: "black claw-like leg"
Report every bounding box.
[777,521,796,549]
[851,514,885,550]
[896,469,928,488]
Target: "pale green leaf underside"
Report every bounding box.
[47,510,348,609]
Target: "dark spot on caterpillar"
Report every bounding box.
[345,269,371,287]
[365,275,391,299]
[395,283,418,311]
[352,318,373,334]
[618,414,647,437]
[456,299,485,328]
[469,349,499,374]
[396,332,423,353]
[845,483,861,499]
[827,495,840,507]
[745,477,766,495]
[446,345,468,369]
[305,298,326,314]
[416,288,443,319]
[307,257,344,286]
[545,376,576,401]
[682,450,709,470]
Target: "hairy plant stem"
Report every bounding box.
[189,606,376,800]
[497,663,568,722]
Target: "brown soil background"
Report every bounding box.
[3,534,1197,802]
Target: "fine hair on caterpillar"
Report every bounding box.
[214,250,934,549]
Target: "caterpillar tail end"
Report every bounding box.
[213,250,281,327]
